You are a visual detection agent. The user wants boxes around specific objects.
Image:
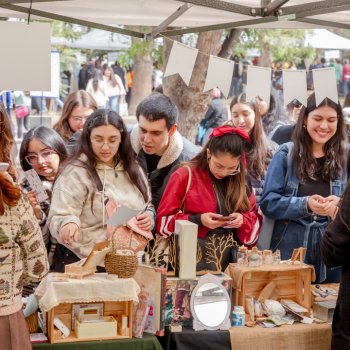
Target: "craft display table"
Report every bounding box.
[230,323,331,350]
[35,273,140,343]
[32,333,163,350]
[159,323,331,350]
[159,327,231,350]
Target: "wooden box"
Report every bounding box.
[226,263,314,316]
[75,316,117,339]
[47,301,132,343]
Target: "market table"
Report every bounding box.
[230,323,332,350]
[32,334,163,350]
[158,327,231,350]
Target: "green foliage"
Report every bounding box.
[117,39,153,69]
[51,21,81,72]
[236,29,315,64]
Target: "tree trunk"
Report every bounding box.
[128,30,153,116]
[163,30,223,142]
[258,30,271,67]
[129,52,153,115]
[218,29,243,59]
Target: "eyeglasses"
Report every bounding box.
[70,116,89,123]
[25,150,57,165]
[90,138,121,149]
[210,158,241,176]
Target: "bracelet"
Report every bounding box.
[146,207,156,221]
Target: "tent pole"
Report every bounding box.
[146,3,192,40]
[0,3,144,38]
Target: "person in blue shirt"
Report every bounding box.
[260,93,348,283]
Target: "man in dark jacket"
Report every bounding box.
[130,93,199,210]
[320,184,350,350]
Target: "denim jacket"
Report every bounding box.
[260,142,347,283]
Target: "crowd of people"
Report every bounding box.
[1,80,350,348]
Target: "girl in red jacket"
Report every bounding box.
[156,126,262,272]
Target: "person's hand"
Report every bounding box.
[223,213,244,229]
[201,213,227,229]
[307,195,332,216]
[59,223,79,245]
[25,191,42,220]
[324,195,340,207]
[136,212,154,231]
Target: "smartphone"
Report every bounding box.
[216,216,232,221]
[0,163,9,171]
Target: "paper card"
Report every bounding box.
[106,204,140,227]
[246,65,272,107]
[164,41,198,86]
[24,169,49,202]
[283,70,308,107]
[203,55,234,98]
[313,68,338,106]
[0,22,51,91]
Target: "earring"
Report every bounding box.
[303,124,307,129]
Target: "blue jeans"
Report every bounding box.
[109,95,120,113]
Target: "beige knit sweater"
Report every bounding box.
[48,156,152,259]
[0,195,49,316]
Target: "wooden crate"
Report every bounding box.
[47,300,133,344]
[227,263,314,315]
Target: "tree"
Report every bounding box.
[163,30,224,142]
[117,27,153,115]
[236,29,314,67]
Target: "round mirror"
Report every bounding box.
[191,275,231,331]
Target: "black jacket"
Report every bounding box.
[131,127,199,210]
[320,183,350,349]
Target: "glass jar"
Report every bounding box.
[272,249,281,265]
[263,250,273,265]
[248,247,262,267]
[237,246,248,266]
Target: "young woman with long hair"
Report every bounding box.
[86,69,109,109]
[19,127,68,270]
[53,90,97,143]
[48,109,155,271]
[0,170,48,350]
[260,93,348,283]
[102,65,126,113]
[156,126,261,272]
[230,93,277,205]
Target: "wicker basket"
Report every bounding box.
[25,312,39,333]
[105,251,138,278]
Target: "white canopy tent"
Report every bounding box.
[51,29,131,50]
[1,0,350,38]
[306,29,350,50]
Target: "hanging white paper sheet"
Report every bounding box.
[164,41,198,86]
[0,22,51,91]
[203,55,234,98]
[283,70,308,107]
[313,68,338,106]
[246,65,272,107]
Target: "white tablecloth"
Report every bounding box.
[35,273,140,312]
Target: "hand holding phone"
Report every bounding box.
[216,215,232,222]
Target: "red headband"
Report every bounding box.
[209,126,251,143]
